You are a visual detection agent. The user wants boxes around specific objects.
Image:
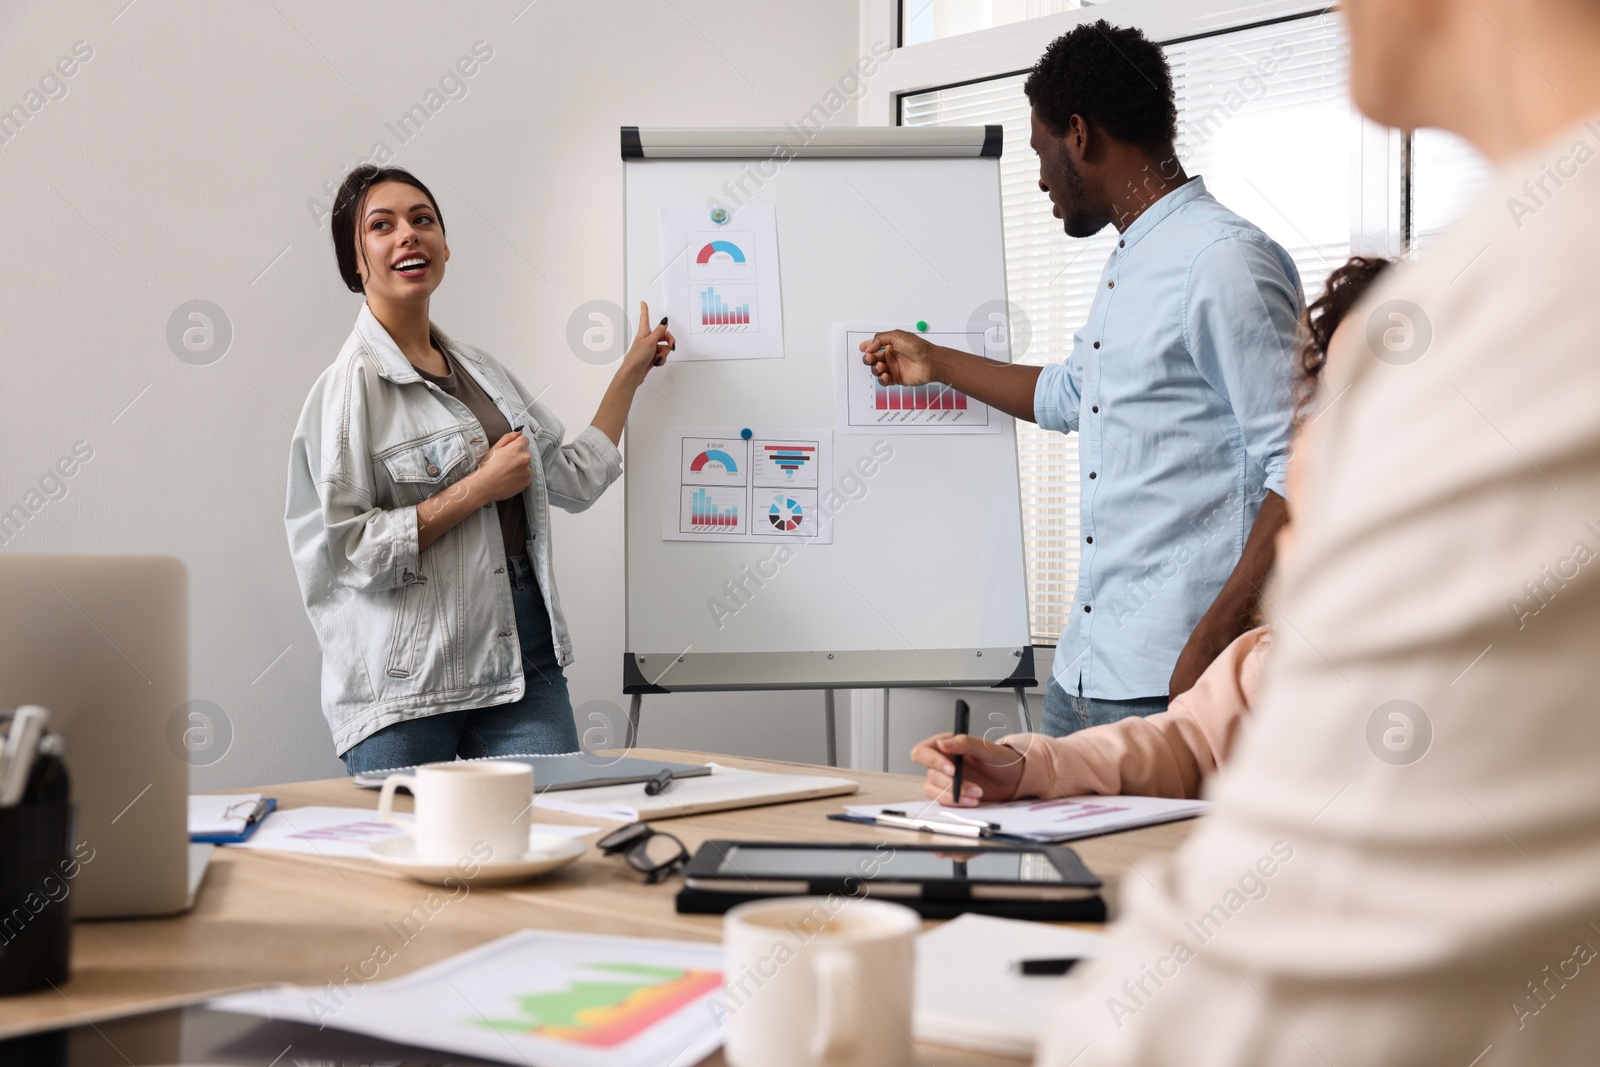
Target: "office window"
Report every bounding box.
[1410,128,1493,253]
[901,0,1093,46]
[902,12,1350,643]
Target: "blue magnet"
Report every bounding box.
[740,428,753,440]
[710,206,730,225]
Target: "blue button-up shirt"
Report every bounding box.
[1033,177,1302,699]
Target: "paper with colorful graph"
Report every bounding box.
[662,426,834,545]
[210,930,725,1067]
[658,202,784,361]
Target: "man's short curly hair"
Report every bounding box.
[1024,20,1177,149]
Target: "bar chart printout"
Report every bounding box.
[693,284,758,332]
[836,324,1000,434]
[680,485,746,535]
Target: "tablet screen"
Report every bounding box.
[714,845,1066,883]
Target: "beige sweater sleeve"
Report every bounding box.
[1005,627,1271,800]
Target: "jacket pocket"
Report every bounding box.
[384,546,436,679]
[378,430,473,507]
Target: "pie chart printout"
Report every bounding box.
[665,428,830,543]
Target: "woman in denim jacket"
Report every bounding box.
[285,166,673,774]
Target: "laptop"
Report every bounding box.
[0,553,207,918]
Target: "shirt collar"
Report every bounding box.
[355,303,477,382]
[1117,175,1207,255]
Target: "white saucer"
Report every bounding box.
[367,833,585,886]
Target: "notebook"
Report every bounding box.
[533,763,858,821]
[351,752,711,791]
[915,914,1105,1059]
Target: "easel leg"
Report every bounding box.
[823,689,837,767]
[626,693,642,749]
[881,688,892,773]
[1015,686,1033,734]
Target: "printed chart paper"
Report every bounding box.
[663,427,833,544]
[659,204,784,361]
[211,929,726,1067]
[836,322,1002,434]
[225,805,595,859]
[845,794,1209,843]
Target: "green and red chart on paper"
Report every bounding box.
[212,930,727,1067]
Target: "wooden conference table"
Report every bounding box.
[0,747,1196,1063]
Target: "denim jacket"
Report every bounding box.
[285,305,622,754]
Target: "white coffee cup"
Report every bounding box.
[376,761,532,864]
[722,897,919,1067]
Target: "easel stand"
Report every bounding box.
[624,658,1036,771]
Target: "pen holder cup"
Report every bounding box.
[0,800,74,996]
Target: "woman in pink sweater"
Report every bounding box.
[913,256,1391,804]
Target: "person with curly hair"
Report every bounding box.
[863,21,1304,737]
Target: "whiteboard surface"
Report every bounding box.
[624,154,1029,688]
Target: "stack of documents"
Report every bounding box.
[842,793,1209,843]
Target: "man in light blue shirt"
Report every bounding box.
[863,21,1300,735]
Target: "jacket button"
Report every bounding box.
[426,463,440,476]
[498,630,513,637]
[494,567,506,574]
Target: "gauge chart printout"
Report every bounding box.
[836,323,1003,434]
[663,427,832,544]
[658,204,784,361]
[211,930,726,1067]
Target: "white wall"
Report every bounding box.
[0,0,874,788]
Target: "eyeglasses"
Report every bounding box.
[596,821,689,884]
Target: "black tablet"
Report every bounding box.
[682,840,1102,901]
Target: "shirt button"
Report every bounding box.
[1091,405,1099,413]
[1086,535,1093,544]
[1083,604,1092,613]
[1089,471,1097,479]
[426,463,440,476]
[1119,240,1125,248]
[1093,341,1100,349]
[1107,281,1115,289]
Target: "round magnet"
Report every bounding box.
[710,206,729,225]
[740,428,753,440]
[915,320,929,333]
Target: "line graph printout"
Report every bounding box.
[211,930,726,1067]
[835,323,1002,434]
[663,427,832,544]
[659,204,783,360]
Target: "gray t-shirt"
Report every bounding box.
[418,345,529,559]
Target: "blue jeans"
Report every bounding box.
[1041,676,1168,738]
[341,555,581,773]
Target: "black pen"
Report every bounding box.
[1015,957,1081,976]
[950,698,970,805]
[654,316,672,366]
[644,768,674,795]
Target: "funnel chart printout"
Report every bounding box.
[663,427,832,544]
[836,323,1002,434]
[658,204,784,361]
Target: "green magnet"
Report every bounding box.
[915,320,929,333]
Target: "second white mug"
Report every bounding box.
[377,760,532,864]
[722,896,920,1067]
